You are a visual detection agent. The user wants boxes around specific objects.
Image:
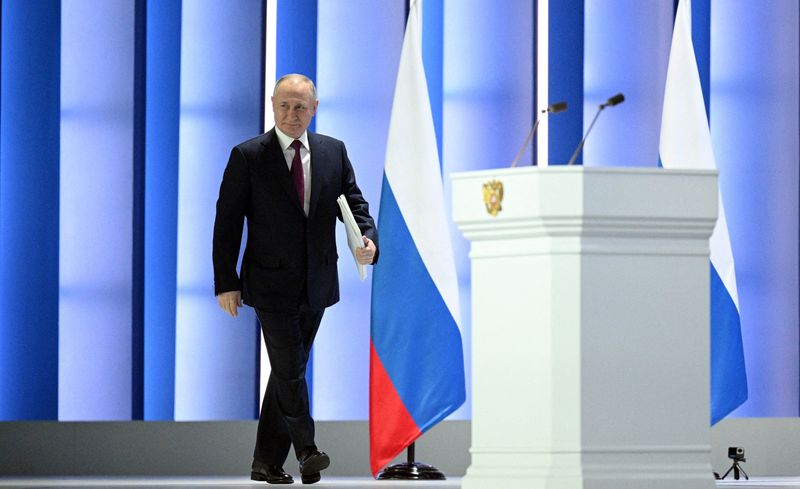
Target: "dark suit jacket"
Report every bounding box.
[212,129,378,312]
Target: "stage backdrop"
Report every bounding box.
[0,0,797,422]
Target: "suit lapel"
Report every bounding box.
[259,129,305,215]
[308,132,325,219]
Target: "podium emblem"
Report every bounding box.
[482,179,504,216]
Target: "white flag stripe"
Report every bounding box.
[383,2,461,327]
[709,205,739,306]
[659,0,739,308]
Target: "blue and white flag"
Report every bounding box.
[369,0,465,475]
[660,0,748,425]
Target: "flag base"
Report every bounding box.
[376,461,446,480]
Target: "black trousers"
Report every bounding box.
[253,304,324,466]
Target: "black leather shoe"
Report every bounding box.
[301,472,321,485]
[250,463,294,484]
[299,450,330,478]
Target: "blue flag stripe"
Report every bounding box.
[710,263,748,424]
[371,177,466,430]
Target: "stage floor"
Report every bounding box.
[2,477,800,488]
[0,478,456,489]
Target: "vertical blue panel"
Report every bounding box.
[174,0,262,420]
[548,0,583,165]
[0,0,60,420]
[59,0,135,421]
[422,0,444,165]
[532,1,539,165]
[275,0,318,412]
[692,0,710,118]
[711,0,799,417]
[313,0,404,420]
[276,0,317,81]
[276,0,317,135]
[442,0,534,420]
[582,0,672,167]
[144,0,181,420]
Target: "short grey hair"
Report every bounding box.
[273,74,317,101]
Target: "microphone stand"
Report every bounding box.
[510,111,544,168]
[566,93,624,166]
[511,102,567,167]
[566,107,604,166]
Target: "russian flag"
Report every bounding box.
[659,0,748,425]
[369,0,466,476]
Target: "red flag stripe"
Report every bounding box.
[369,341,422,476]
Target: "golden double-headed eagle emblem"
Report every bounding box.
[482,179,503,217]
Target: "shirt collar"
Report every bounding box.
[274,126,310,153]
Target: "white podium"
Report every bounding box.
[452,166,718,489]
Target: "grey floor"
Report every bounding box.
[0,477,459,489]
[2,477,800,488]
[717,480,800,488]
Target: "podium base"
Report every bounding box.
[376,462,446,480]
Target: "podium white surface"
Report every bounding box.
[452,166,718,489]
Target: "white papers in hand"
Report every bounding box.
[336,195,366,281]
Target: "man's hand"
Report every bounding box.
[217,290,243,317]
[356,236,377,265]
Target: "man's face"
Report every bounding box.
[272,79,318,139]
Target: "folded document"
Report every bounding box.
[336,195,366,281]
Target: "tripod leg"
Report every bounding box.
[721,464,735,480]
[739,465,749,481]
[734,465,740,480]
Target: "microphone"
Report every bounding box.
[566,92,625,166]
[510,101,568,167]
[603,93,625,108]
[548,101,568,113]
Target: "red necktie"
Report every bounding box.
[290,139,305,207]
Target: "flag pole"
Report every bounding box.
[376,442,446,480]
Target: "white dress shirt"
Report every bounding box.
[274,126,312,215]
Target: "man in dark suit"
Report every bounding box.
[212,74,378,485]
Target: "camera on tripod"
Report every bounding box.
[728,446,745,462]
[718,446,749,481]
